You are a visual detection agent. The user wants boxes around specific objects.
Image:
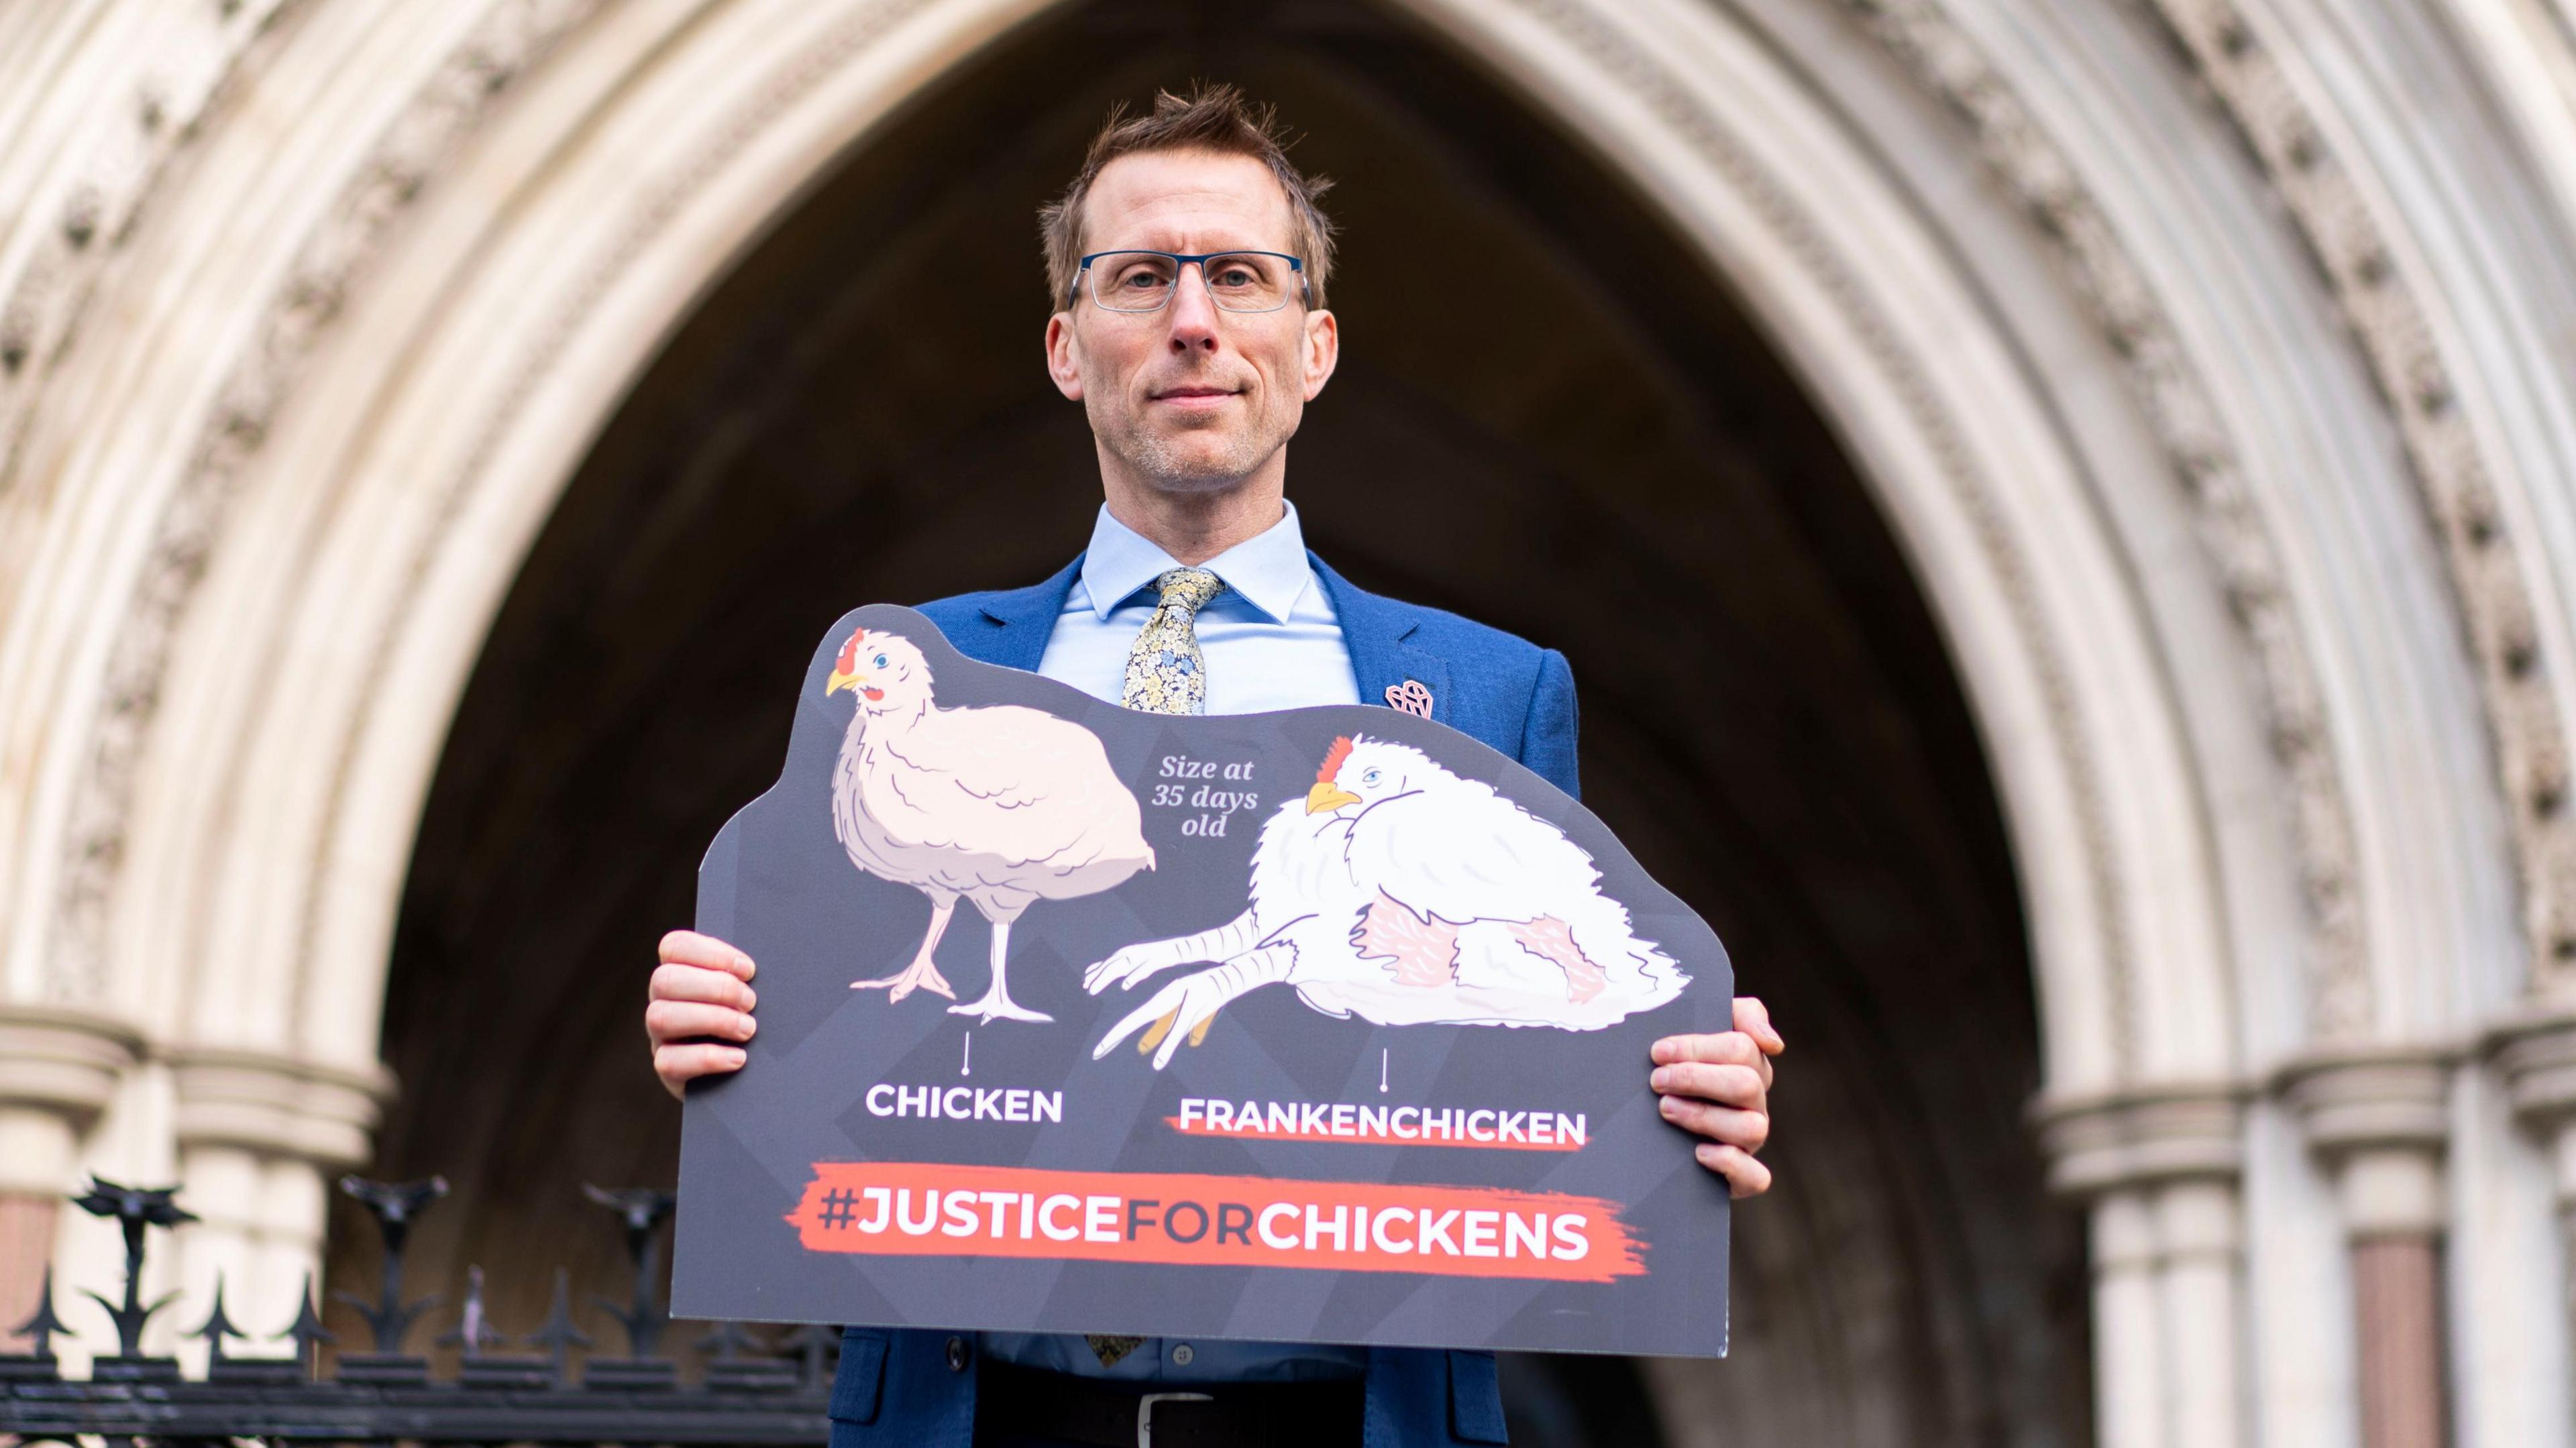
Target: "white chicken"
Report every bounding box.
[826,626,1154,1023]
[1086,734,1688,1067]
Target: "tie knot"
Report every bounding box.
[1154,567,1223,616]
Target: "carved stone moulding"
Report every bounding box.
[1844,0,2373,1046]
[0,1004,146,1196]
[48,0,607,1005]
[0,0,293,461]
[2492,1008,2576,1209]
[2147,0,2576,983]
[2278,1048,2453,1152]
[2279,1046,2453,1237]
[166,1046,394,1170]
[0,1003,145,1125]
[2035,1082,2247,1198]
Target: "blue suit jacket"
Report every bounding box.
[826,552,1580,1448]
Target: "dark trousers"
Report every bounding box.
[969,1362,1364,1448]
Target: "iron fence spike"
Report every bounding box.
[9,1265,71,1358]
[692,1319,761,1361]
[525,1267,590,1383]
[583,1184,676,1359]
[781,1322,840,1389]
[435,1264,506,1358]
[334,1174,446,1353]
[68,1177,193,1357]
[274,1271,334,1379]
[187,1276,244,1363]
[79,1286,180,1360]
[5,1175,837,1440]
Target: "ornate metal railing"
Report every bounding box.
[0,1175,833,1445]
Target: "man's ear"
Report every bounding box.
[1044,312,1085,401]
[1301,307,1339,402]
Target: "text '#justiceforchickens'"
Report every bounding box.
[672,604,1735,1357]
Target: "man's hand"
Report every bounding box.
[648,930,759,1101]
[1652,996,1784,1199]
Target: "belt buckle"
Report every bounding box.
[1136,1390,1214,1447]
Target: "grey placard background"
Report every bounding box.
[673,604,1733,1356]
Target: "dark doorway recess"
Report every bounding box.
[358,3,2086,1444]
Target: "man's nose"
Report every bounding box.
[1165,264,1220,352]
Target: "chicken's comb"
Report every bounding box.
[835,628,869,672]
[1316,734,1356,785]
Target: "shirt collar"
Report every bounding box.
[1079,500,1313,624]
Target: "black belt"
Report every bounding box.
[975,1359,1363,1448]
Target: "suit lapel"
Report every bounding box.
[967,555,1083,671]
[1312,553,1452,725]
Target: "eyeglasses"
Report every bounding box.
[1072,250,1307,313]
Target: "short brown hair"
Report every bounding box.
[1040,82,1337,311]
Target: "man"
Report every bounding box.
[646,84,1782,1448]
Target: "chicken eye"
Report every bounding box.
[1361,769,1382,786]
[873,654,889,669]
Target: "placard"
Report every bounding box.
[672,604,1733,1356]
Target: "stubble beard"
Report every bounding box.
[1094,391,1293,495]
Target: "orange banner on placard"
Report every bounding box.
[786,1162,1646,1283]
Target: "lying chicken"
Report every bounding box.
[828,627,1153,1024]
[1087,733,1688,1067]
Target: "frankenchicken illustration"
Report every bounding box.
[1087,734,1688,1066]
[826,627,1154,1023]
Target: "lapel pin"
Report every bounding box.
[1385,679,1434,718]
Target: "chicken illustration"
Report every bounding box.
[1087,733,1687,1066]
[826,627,1154,1023]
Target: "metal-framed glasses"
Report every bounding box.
[1073,249,1307,313]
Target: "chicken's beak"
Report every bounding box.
[1306,782,1362,814]
[826,669,860,695]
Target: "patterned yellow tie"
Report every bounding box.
[1087,1333,1145,1369]
[1120,567,1224,715]
[1092,567,1221,1360]
[1094,569,1219,1367]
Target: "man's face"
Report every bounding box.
[1046,149,1338,494]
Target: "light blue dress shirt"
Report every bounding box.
[984,500,1368,1384]
[1033,501,1362,715]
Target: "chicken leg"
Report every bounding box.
[1094,945,1296,1070]
[1083,908,1263,994]
[950,915,1054,1025]
[851,891,957,1001]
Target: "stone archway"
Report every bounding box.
[360,9,2071,1443]
[5,0,2571,1443]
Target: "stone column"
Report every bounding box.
[167,1048,389,1358]
[2041,1085,2248,1448]
[0,1005,142,1348]
[2283,1050,2453,1448]
[2495,1011,2576,1434]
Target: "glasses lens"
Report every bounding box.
[1084,253,1297,312]
[1089,252,1178,311]
[1201,253,1291,312]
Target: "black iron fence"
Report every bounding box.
[0,1175,833,1445]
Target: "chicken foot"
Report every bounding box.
[1135,1010,1217,1054]
[1082,909,1265,995]
[949,915,1055,1025]
[851,892,958,1002]
[1092,944,1295,1070]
